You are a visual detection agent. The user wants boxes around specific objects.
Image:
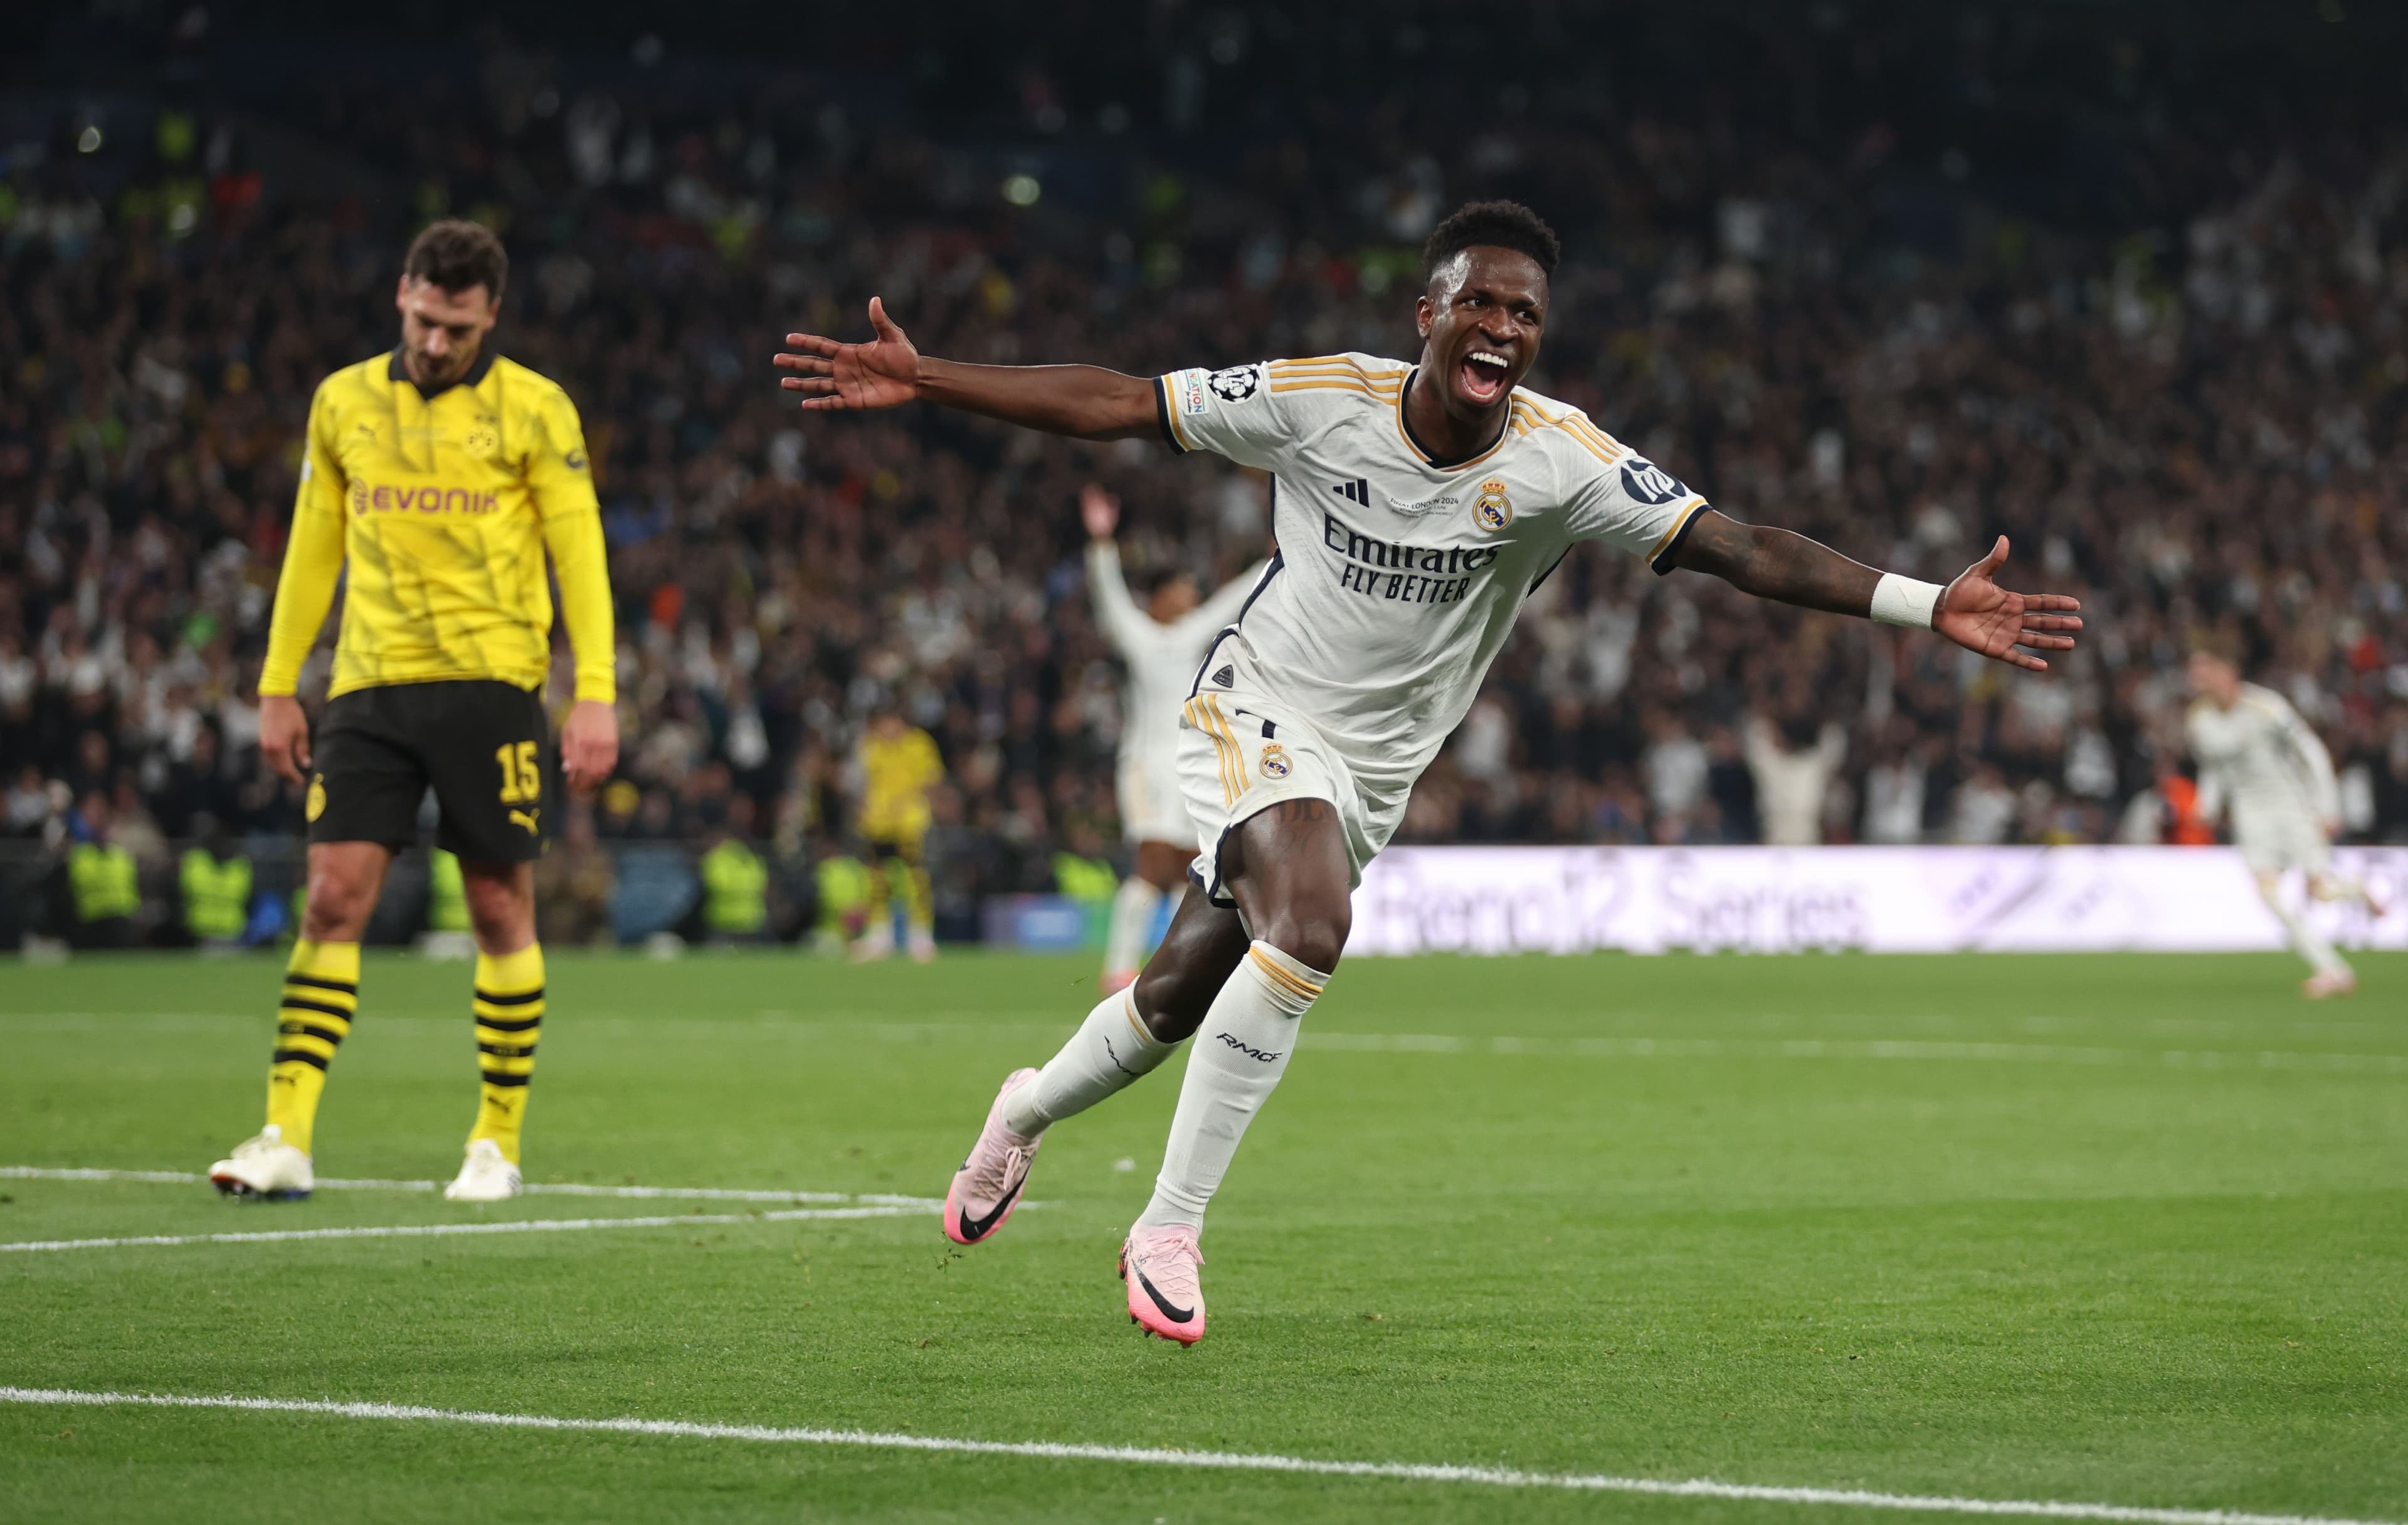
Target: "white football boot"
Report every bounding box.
[209,1126,314,1201]
[443,1139,524,1202]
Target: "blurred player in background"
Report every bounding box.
[209,220,618,1204]
[853,705,944,963]
[779,199,2081,1343]
[1082,483,1269,993]
[2185,647,2382,998]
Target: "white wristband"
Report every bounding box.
[1869,573,1944,629]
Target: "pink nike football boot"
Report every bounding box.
[943,1069,1042,1247]
[1120,1223,1206,1344]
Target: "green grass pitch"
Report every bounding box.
[1,949,2401,1523]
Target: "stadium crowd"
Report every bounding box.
[4,10,2407,944]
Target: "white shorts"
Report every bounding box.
[1117,749,1195,848]
[2232,802,2331,877]
[1175,657,1403,907]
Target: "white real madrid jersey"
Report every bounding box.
[2185,683,2340,822]
[1155,352,1708,794]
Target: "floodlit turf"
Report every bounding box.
[1,948,2402,1523]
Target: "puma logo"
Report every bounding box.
[508,808,540,835]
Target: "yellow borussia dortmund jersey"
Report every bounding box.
[857,727,944,842]
[260,349,615,702]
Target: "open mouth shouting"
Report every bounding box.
[1455,347,1513,407]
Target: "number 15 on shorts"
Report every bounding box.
[495,741,541,803]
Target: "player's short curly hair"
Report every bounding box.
[1422,200,1561,282]
[403,219,509,300]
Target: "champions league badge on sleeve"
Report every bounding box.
[1208,364,1264,403]
[1472,478,1513,531]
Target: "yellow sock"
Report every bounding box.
[469,944,544,1164]
[264,940,360,1157]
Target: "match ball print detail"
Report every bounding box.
[1473,478,1513,532]
[1259,743,1291,779]
[1208,364,1264,403]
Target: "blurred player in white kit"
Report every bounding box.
[2185,647,2383,997]
[1082,483,1269,992]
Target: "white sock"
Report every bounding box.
[2266,890,2351,979]
[1103,876,1163,983]
[1001,988,1172,1136]
[1139,940,1328,1232]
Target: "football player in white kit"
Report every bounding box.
[776,201,2083,1343]
[2185,648,2382,997]
[1080,482,1270,994]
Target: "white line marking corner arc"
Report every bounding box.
[0,1388,2386,1525]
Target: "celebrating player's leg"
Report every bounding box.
[209,221,619,1201]
[781,199,2080,1341]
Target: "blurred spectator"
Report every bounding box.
[177,815,252,948]
[1745,716,1847,847]
[63,792,140,948]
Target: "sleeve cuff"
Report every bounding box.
[1153,375,1188,455]
[1647,499,1709,576]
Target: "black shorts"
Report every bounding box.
[307,680,554,863]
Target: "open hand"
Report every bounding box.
[775,297,919,411]
[1935,536,2083,672]
[1080,483,1120,541]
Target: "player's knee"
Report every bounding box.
[462,873,534,947]
[1132,963,1213,1043]
[302,865,376,939]
[1257,897,1348,976]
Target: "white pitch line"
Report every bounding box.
[0,1166,941,1209]
[1,1205,926,1254]
[0,1388,2384,1525]
[1299,1033,2408,1074]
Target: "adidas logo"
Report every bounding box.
[1329,478,1371,505]
[1210,665,1234,688]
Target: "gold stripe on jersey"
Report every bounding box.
[261,349,615,702]
[1268,379,1400,402]
[1268,355,1406,377]
[1271,359,1406,378]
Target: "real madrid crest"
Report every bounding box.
[1472,478,1513,532]
[1259,743,1291,780]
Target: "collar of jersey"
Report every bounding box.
[1394,367,1513,473]
[388,346,497,401]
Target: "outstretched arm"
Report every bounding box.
[775,298,1158,441]
[1671,510,2083,672]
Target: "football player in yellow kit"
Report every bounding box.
[208,220,619,1204]
[852,706,946,963]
